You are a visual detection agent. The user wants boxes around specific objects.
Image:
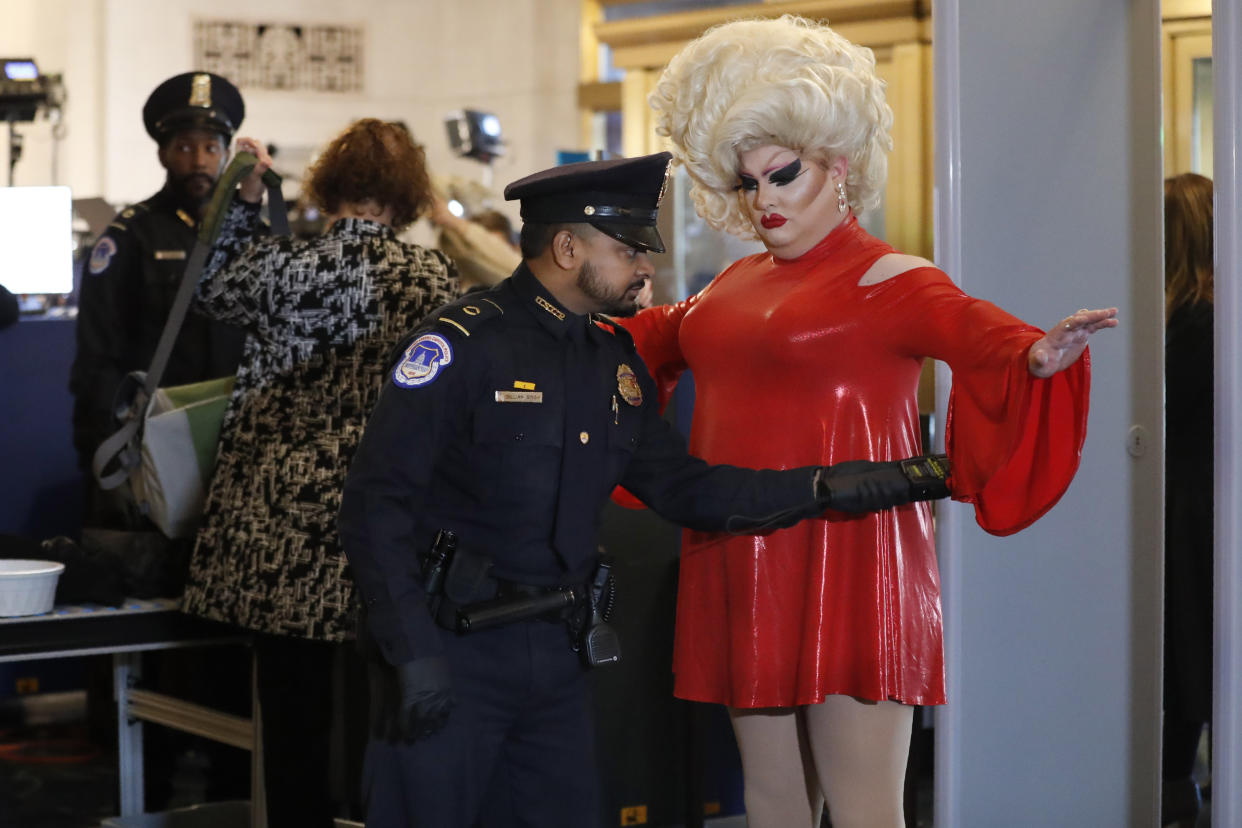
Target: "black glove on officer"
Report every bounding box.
[390,656,455,743]
[814,454,951,513]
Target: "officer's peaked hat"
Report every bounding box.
[143,72,244,144]
[504,152,672,253]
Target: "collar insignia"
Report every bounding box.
[535,295,565,321]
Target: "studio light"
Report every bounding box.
[0,58,48,122]
[444,109,505,164]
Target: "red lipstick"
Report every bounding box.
[761,214,786,229]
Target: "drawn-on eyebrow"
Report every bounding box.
[735,159,805,191]
[767,159,803,185]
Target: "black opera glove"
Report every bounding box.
[814,454,951,513]
[393,656,455,743]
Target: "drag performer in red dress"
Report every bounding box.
[622,15,1118,828]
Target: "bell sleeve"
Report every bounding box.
[885,268,1090,536]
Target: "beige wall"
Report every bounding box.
[0,0,106,195]
[1,0,582,217]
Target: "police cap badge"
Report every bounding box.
[143,72,245,144]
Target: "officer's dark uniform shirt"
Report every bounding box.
[339,263,827,668]
[70,184,245,468]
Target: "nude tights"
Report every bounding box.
[728,695,913,828]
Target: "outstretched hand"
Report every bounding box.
[233,136,274,204]
[1027,307,1119,378]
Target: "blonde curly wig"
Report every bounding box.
[649,15,893,240]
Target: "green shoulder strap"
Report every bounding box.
[92,152,287,490]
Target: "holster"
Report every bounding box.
[430,545,495,629]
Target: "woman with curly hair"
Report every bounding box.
[622,16,1117,826]
[181,118,460,827]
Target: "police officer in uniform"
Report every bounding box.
[338,152,951,828]
[70,71,247,528]
[68,72,252,812]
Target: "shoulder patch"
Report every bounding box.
[393,333,454,388]
[435,295,505,338]
[88,236,118,275]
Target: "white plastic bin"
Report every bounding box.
[0,559,64,616]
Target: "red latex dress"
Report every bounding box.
[620,216,1090,707]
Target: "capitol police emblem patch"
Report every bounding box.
[393,334,453,388]
[617,364,642,406]
[88,236,118,275]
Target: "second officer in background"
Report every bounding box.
[70,71,247,531]
[67,71,252,812]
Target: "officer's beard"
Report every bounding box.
[166,172,217,218]
[576,260,642,318]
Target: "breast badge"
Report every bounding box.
[393,334,454,388]
[616,364,642,406]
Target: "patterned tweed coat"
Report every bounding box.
[181,202,459,641]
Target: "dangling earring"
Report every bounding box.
[836,181,848,213]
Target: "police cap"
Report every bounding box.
[143,72,244,144]
[504,152,672,254]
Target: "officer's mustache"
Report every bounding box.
[168,172,217,203]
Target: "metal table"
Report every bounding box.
[0,599,263,824]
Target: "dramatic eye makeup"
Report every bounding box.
[734,158,806,191]
[767,159,803,185]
